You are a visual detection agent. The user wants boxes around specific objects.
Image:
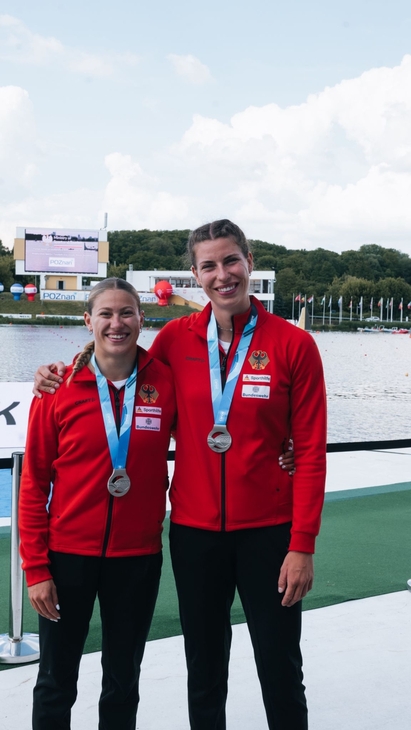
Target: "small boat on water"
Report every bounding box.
[357,325,410,334]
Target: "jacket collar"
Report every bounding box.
[69,344,151,383]
[189,295,270,339]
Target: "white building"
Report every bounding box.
[126,269,276,311]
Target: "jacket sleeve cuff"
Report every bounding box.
[289,531,316,554]
[25,566,53,588]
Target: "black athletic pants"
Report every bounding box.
[169,522,308,730]
[32,550,162,730]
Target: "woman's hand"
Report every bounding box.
[33,362,67,398]
[277,551,314,607]
[278,439,295,475]
[28,580,61,621]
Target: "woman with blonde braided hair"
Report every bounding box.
[19,277,176,730]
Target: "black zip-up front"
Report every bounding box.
[99,357,153,557]
[101,386,122,557]
[217,304,257,531]
[219,337,231,532]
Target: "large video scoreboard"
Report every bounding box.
[24,227,99,275]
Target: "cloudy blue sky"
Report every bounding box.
[1,0,411,253]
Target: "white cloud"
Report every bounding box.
[0,84,105,248]
[0,151,191,250]
[67,52,114,79]
[171,55,411,250]
[103,153,191,230]
[2,55,411,254]
[0,86,38,191]
[0,15,139,78]
[0,186,105,251]
[0,87,178,249]
[167,53,212,84]
[0,14,64,65]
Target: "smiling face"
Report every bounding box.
[192,236,253,319]
[84,288,142,367]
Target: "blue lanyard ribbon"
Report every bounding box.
[207,308,257,426]
[91,354,137,470]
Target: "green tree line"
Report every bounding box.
[108,231,411,318]
[2,230,411,319]
[0,239,15,290]
[108,229,190,279]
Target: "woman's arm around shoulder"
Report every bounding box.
[33,361,67,397]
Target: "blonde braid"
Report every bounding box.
[66,341,95,386]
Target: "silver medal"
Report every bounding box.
[207,425,232,453]
[107,468,131,497]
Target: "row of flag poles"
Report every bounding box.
[292,294,411,324]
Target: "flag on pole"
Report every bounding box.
[349,298,353,309]
[338,296,342,306]
[370,297,373,309]
[408,302,411,310]
[399,301,403,310]
[321,296,325,304]
[294,294,301,302]
[328,296,332,308]
[308,296,314,303]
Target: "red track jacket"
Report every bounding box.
[19,347,176,587]
[150,297,327,553]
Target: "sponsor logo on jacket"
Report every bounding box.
[135,406,162,415]
[135,416,161,431]
[243,374,271,383]
[242,384,270,399]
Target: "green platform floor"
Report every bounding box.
[1,485,410,668]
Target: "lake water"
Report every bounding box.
[1,323,411,443]
[1,324,411,516]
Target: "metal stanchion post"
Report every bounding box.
[0,451,40,663]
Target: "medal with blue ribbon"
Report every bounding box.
[92,354,137,496]
[207,307,257,452]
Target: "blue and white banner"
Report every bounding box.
[40,290,90,302]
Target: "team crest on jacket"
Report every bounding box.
[138,384,159,404]
[248,350,270,370]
